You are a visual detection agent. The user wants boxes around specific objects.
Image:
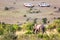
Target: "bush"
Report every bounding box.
[48,21,50,23]
[43,34,49,38]
[38,33,49,39]
[57,17,60,19]
[25,30,33,34]
[53,20,60,28]
[50,13,53,15]
[2,22,6,29]
[0,23,20,35]
[35,10,40,13]
[30,8,33,10]
[54,7,57,9]
[43,34,49,40]
[47,23,57,30]
[17,27,22,31]
[6,24,20,32]
[21,22,34,30]
[54,17,56,19]
[47,24,55,30]
[4,7,9,10]
[26,18,30,21]
[26,22,34,30]
[56,27,60,33]
[0,28,4,35]
[28,8,40,13]
[23,15,27,17]
[2,32,17,40]
[58,8,60,11]
[13,2,16,4]
[12,24,20,31]
[37,33,43,38]
[26,17,31,21]
[47,19,60,30]
[33,18,38,24]
[42,18,47,24]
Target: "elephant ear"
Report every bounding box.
[34,24,37,27]
[34,24,37,28]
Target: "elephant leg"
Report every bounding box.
[36,30,38,33]
[33,29,37,34]
[33,29,35,33]
[42,28,45,33]
[38,28,40,32]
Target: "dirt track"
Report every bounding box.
[0,0,60,24]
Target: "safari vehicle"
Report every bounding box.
[38,2,50,7]
[24,3,34,8]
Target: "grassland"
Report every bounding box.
[0,0,60,40]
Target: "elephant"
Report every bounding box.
[33,24,45,34]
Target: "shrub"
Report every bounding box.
[26,23,34,30]
[37,33,43,38]
[17,27,22,31]
[0,28,4,35]
[0,23,20,35]
[8,24,20,32]
[30,8,33,10]
[28,8,40,13]
[58,8,60,11]
[2,22,6,29]
[48,21,50,23]
[21,22,34,30]
[47,24,56,30]
[54,7,57,9]
[0,22,1,24]
[12,24,20,31]
[57,17,60,19]
[4,7,9,10]
[26,17,30,21]
[50,13,53,15]
[43,34,49,40]
[23,15,27,17]
[13,2,16,4]
[35,10,40,13]
[53,20,60,28]
[48,25,53,29]
[43,34,49,38]
[42,18,47,24]
[2,32,17,40]
[33,18,38,24]
[54,17,56,19]
[56,27,60,33]
[26,18,29,21]
[47,19,60,30]
[25,30,33,34]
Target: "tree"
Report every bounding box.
[42,18,47,24]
